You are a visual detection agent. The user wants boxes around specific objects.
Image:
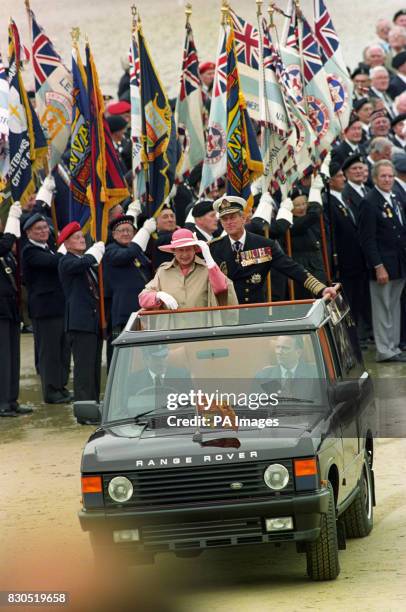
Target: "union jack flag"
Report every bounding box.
[301,17,323,84]
[30,12,62,89]
[129,40,140,88]
[285,5,300,51]
[229,9,260,69]
[179,23,201,101]
[314,0,339,60]
[213,37,227,97]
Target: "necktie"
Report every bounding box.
[232,241,242,254]
[282,370,293,394]
[390,195,403,225]
[361,185,367,197]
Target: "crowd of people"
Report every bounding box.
[1,8,406,417]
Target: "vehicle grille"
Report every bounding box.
[103,460,294,509]
[140,517,294,552]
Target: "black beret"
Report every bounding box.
[391,113,406,128]
[192,199,214,218]
[392,51,406,70]
[346,111,361,129]
[289,186,307,200]
[393,9,406,22]
[23,213,48,232]
[108,214,135,232]
[329,158,343,177]
[393,153,406,174]
[342,154,365,172]
[353,97,370,112]
[106,114,127,134]
[351,66,370,79]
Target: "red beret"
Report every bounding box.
[106,100,131,115]
[57,221,81,246]
[199,61,215,75]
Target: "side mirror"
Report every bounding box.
[74,401,102,425]
[331,380,360,404]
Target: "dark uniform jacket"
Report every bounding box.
[58,253,100,333]
[22,242,65,319]
[388,75,406,100]
[104,240,152,328]
[389,134,406,153]
[359,188,406,279]
[328,193,367,278]
[0,233,19,322]
[332,140,362,165]
[342,183,368,217]
[393,178,406,207]
[209,231,322,304]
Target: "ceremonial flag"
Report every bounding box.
[199,24,228,195]
[299,15,340,156]
[129,34,146,199]
[27,8,72,170]
[175,19,205,181]
[85,43,130,241]
[226,25,263,208]
[69,40,91,229]
[314,0,353,129]
[0,52,9,190]
[137,22,178,217]
[8,20,47,205]
[279,1,304,106]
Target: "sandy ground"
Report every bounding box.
[0,0,402,98]
[0,335,405,611]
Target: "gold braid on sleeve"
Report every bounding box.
[303,273,326,296]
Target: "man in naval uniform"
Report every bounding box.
[209,196,337,304]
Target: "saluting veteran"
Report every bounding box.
[209,196,337,304]
[139,228,237,310]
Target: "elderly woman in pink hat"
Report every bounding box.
[139,228,237,310]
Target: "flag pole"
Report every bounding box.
[285,229,295,299]
[131,5,138,200]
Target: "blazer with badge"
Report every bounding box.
[359,188,406,280]
[104,240,152,327]
[22,242,65,319]
[325,192,367,278]
[0,233,19,322]
[393,178,406,207]
[342,183,367,216]
[58,252,100,334]
[209,231,324,304]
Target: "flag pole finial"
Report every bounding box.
[185,3,192,24]
[71,27,80,44]
[221,1,229,25]
[256,0,263,16]
[268,3,275,27]
[24,0,31,11]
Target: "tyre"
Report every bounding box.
[342,451,373,538]
[306,482,340,581]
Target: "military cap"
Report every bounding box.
[106,114,127,134]
[199,61,215,75]
[289,186,307,200]
[392,51,406,70]
[342,154,365,172]
[22,213,48,232]
[370,108,390,123]
[192,199,214,218]
[351,66,370,79]
[109,214,135,232]
[345,111,361,129]
[394,9,406,22]
[329,158,343,177]
[106,100,131,115]
[391,113,406,128]
[57,221,81,246]
[213,195,246,217]
[393,153,406,174]
[353,97,370,112]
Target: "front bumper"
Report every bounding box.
[79,488,330,553]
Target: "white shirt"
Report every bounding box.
[229,230,247,250]
[348,181,366,198]
[280,364,299,378]
[29,239,49,250]
[194,225,212,241]
[375,186,392,203]
[344,139,359,151]
[330,190,345,203]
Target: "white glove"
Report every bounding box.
[4,203,22,238]
[132,218,156,251]
[320,152,331,178]
[250,179,262,197]
[308,175,324,205]
[36,175,56,206]
[194,236,216,269]
[252,192,274,224]
[57,243,67,254]
[127,199,142,222]
[185,208,195,224]
[156,291,178,310]
[276,197,293,224]
[142,217,156,234]
[85,241,105,264]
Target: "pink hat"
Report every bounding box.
[158,228,201,253]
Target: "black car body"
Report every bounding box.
[76,295,377,580]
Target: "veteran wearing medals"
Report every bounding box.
[209,196,337,304]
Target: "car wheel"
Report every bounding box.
[342,451,373,538]
[306,482,340,581]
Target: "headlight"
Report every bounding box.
[108,476,133,503]
[263,464,289,491]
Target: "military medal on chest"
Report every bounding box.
[240,246,272,267]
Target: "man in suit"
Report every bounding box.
[369,67,396,117]
[209,196,337,305]
[58,222,105,401]
[0,204,33,417]
[359,160,406,362]
[184,199,220,242]
[364,137,393,187]
[22,213,71,404]
[254,335,318,401]
[332,114,364,165]
[393,153,406,205]
[342,154,370,214]
[388,52,406,99]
